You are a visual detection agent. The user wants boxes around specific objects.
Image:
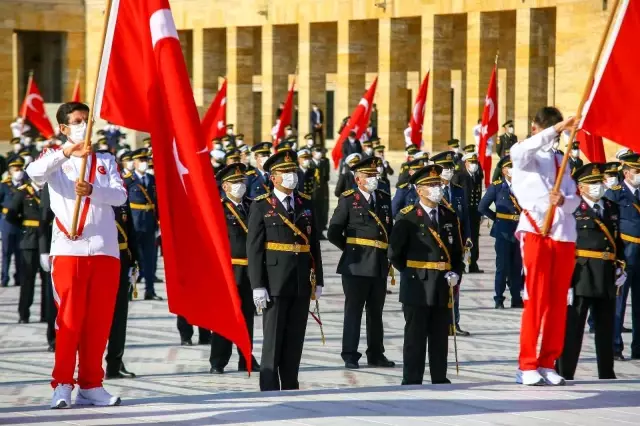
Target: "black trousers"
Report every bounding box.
[210,277,255,369]
[177,315,211,342]
[18,249,45,321]
[260,295,309,391]
[402,304,450,385]
[341,275,387,363]
[557,295,616,380]
[43,273,56,346]
[469,211,481,269]
[105,259,131,373]
[312,127,324,146]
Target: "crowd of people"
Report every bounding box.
[1,102,639,408]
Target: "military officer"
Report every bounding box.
[374,143,394,177]
[39,184,56,351]
[225,124,236,146]
[225,149,241,166]
[328,156,395,370]
[276,140,295,153]
[119,151,134,181]
[210,164,260,374]
[568,142,584,175]
[311,145,330,233]
[605,152,640,361]
[430,151,472,336]
[296,148,316,196]
[389,164,464,385]
[246,142,273,200]
[235,133,245,147]
[128,148,161,300]
[391,157,428,217]
[556,163,623,380]
[497,120,517,159]
[478,156,524,308]
[334,153,362,197]
[399,145,419,175]
[1,155,27,287]
[604,162,622,189]
[105,200,138,379]
[238,142,253,168]
[5,177,46,323]
[447,139,464,169]
[492,148,511,182]
[247,150,324,391]
[210,148,226,176]
[452,151,484,273]
[361,139,374,158]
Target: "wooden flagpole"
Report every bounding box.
[73,68,82,99]
[541,0,622,235]
[20,70,34,136]
[69,0,113,238]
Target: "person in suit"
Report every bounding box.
[310,103,324,146]
[389,164,464,385]
[452,150,484,273]
[605,152,640,361]
[568,141,584,175]
[246,142,273,200]
[312,145,330,233]
[247,150,324,391]
[296,149,316,196]
[478,156,524,308]
[328,156,395,370]
[0,155,27,287]
[497,120,517,159]
[392,157,429,217]
[209,164,260,374]
[334,153,362,197]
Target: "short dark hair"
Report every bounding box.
[56,102,89,125]
[533,107,563,129]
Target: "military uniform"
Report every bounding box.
[247,150,324,391]
[0,156,27,287]
[296,149,316,196]
[446,139,464,171]
[327,156,394,369]
[246,142,273,200]
[39,184,56,351]
[388,164,464,385]
[209,164,259,373]
[496,121,517,159]
[568,142,584,176]
[334,153,362,197]
[391,158,428,216]
[311,145,331,232]
[557,164,622,380]
[478,156,523,308]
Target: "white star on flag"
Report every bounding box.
[173,139,189,192]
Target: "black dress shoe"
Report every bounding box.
[614,353,626,361]
[238,358,260,372]
[456,326,471,337]
[209,367,224,374]
[468,267,484,274]
[432,378,451,384]
[511,300,524,309]
[106,369,136,379]
[47,344,56,353]
[495,301,505,309]
[622,326,632,333]
[154,276,164,283]
[119,364,136,378]
[345,361,360,370]
[181,339,193,346]
[367,356,395,368]
[144,293,163,301]
[386,289,392,295]
[18,318,29,324]
[198,337,211,345]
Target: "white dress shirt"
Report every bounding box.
[26,144,128,258]
[510,126,580,242]
[419,202,438,223]
[273,187,295,211]
[582,196,604,213]
[358,187,376,204]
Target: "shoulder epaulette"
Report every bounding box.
[377,189,390,197]
[122,171,132,179]
[611,185,622,191]
[246,169,256,176]
[453,183,463,189]
[400,205,415,215]
[298,191,312,200]
[254,192,271,201]
[492,179,502,185]
[396,182,408,189]
[341,189,355,197]
[17,184,28,191]
[1,177,10,184]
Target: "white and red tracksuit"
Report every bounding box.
[510,127,580,372]
[27,144,127,389]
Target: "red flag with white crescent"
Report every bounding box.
[274,79,296,147]
[20,80,55,139]
[410,71,429,148]
[201,79,227,150]
[478,65,498,187]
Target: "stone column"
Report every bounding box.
[261,25,274,138]
[64,32,84,104]
[193,27,205,107]
[421,13,435,152]
[514,8,531,140]
[335,19,350,142]
[298,22,312,138]
[227,27,257,144]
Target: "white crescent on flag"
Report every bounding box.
[173,139,189,191]
[26,93,44,115]
[485,96,495,120]
[359,98,369,112]
[221,97,226,106]
[413,101,423,123]
[217,120,224,129]
[150,9,179,47]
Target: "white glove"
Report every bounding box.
[40,253,51,272]
[463,250,471,266]
[445,272,459,287]
[314,286,323,300]
[615,268,627,288]
[128,266,139,285]
[567,288,574,306]
[253,288,270,310]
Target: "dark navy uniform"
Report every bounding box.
[39,184,56,351]
[327,156,394,369]
[296,149,316,196]
[247,150,324,391]
[558,164,622,380]
[478,156,523,308]
[568,142,584,176]
[496,121,517,159]
[0,156,27,287]
[246,142,273,200]
[388,164,464,385]
[311,146,331,232]
[391,158,427,216]
[334,170,357,197]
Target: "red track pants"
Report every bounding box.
[519,233,575,371]
[51,255,120,389]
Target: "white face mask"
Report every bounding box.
[125,161,134,171]
[313,152,322,160]
[11,170,24,181]
[136,161,149,173]
[348,137,355,143]
[99,144,109,151]
[468,163,479,173]
[363,176,378,192]
[285,130,292,136]
[365,148,373,156]
[633,173,640,186]
[425,186,444,203]
[302,159,311,169]
[68,122,87,143]
[571,149,579,158]
[211,160,220,168]
[507,126,514,134]
[281,172,298,189]
[12,144,21,153]
[147,169,155,175]
[587,183,605,200]
[229,183,247,199]
[441,169,454,181]
[36,141,44,151]
[23,156,33,166]
[306,140,314,148]
[506,168,513,177]
[227,129,233,135]
[376,166,384,174]
[605,176,618,188]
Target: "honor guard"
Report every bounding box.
[555,163,623,380]
[105,201,138,379]
[311,145,331,234]
[210,164,260,374]
[604,162,621,189]
[452,150,484,273]
[296,149,316,196]
[5,177,47,323]
[246,142,273,200]
[497,120,517,159]
[392,157,429,217]
[327,156,395,370]
[128,148,161,300]
[388,164,464,385]
[247,150,324,391]
[568,142,584,175]
[334,153,362,197]
[478,156,524,308]
[430,151,472,336]
[605,152,640,361]
[1,155,27,287]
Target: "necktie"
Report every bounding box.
[443,186,450,203]
[593,204,601,218]
[369,195,375,211]
[284,195,294,220]
[142,175,148,188]
[237,203,246,217]
[635,189,639,201]
[429,209,438,227]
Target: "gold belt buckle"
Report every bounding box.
[601,252,610,260]
[375,240,383,249]
[293,242,300,253]
[437,262,446,270]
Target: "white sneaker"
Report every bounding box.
[516,369,546,386]
[538,368,566,386]
[50,384,72,409]
[75,386,121,406]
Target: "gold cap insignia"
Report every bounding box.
[429,168,439,177]
[284,153,291,162]
[446,154,452,160]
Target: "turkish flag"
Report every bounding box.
[331,77,378,168]
[201,79,227,150]
[274,78,295,147]
[94,0,251,369]
[576,129,606,163]
[478,65,498,187]
[20,79,55,139]
[580,0,640,153]
[409,71,429,148]
[71,77,81,103]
